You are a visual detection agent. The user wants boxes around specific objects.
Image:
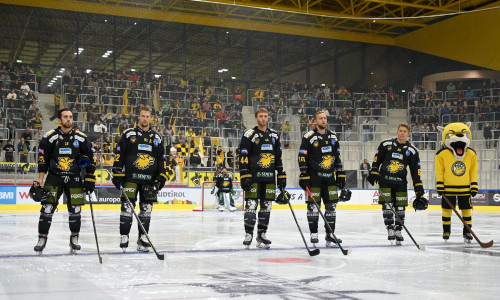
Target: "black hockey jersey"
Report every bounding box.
[239,126,283,182]
[371,138,422,186]
[298,128,343,178]
[216,173,233,192]
[113,127,167,183]
[38,127,96,176]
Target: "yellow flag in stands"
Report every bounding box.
[121,88,128,115]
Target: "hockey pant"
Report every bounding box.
[379,185,407,228]
[441,195,472,235]
[38,173,85,236]
[244,182,275,234]
[120,182,155,237]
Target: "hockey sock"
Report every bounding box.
[257,200,272,232]
[394,205,405,227]
[68,205,82,233]
[324,202,337,233]
[382,203,394,226]
[244,199,257,233]
[442,208,452,233]
[38,204,56,235]
[461,209,472,232]
[120,201,134,236]
[138,203,152,234]
[307,202,320,233]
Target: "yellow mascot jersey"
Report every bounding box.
[435,148,478,196]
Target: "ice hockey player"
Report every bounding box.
[436,122,477,243]
[32,108,96,255]
[212,167,237,211]
[298,111,346,247]
[367,123,424,245]
[239,108,286,249]
[112,106,168,252]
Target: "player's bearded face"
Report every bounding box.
[59,111,73,129]
[315,113,327,130]
[256,113,268,127]
[138,111,151,128]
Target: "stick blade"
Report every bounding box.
[417,245,426,251]
[480,240,494,248]
[308,249,320,256]
[341,248,352,255]
[156,253,165,260]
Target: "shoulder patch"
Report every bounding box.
[382,140,392,147]
[123,128,134,134]
[304,131,314,138]
[75,131,87,137]
[44,129,55,138]
[244,129,254,138]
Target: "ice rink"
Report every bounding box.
[1,207,499,300]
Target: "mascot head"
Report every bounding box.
[437,122,471,161]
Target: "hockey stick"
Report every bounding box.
[87,192,102,264]
[305,186,352,255]
[121,188,165,260]
[441,194,493,248]
[376,185,426,251]
[281,188,320,257]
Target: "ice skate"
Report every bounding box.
[120,235,129,252]
[34,235,47,256]
[137,234,150,252]
[387,225,396,245]
[325,233,342,248]
[229,206,236,212]
[394,227,404,246]
[443,232,450,242]
[463,232,473,244]
[243,232,253,249]
[218,205,225,212]
[256,231,271,249]
[310,233,319,247]
[69,234,81,254]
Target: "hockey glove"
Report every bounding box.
[471,190,477,197]
[336,170,346,189]
[277,172,287,189]
[241,174,253,192]
[155,176,167,191]
[299,172,310,191]
[230,188,236,196]
[414,184,424,198]
[82,175,96,194]
[112,172,125,190]
[367,169,379,186]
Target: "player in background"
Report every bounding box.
[212,167,237,211]
[32,108,96,255]
[367,123,424,245]
[112,106,168,252]
[298,111,346,247]
[239,108,286,249]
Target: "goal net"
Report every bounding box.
[194,181,245,211]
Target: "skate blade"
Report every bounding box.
[256,243,270,249]
[464,239,472,244]
[69,248,78,255]
[244,245,250,250]
[35,251,43,256]
[121,248,127,253]
[395,241,402,246]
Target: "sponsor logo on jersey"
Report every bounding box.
[58,157,74,171]
[318,172,333,178]
[321,146,332,153]
[39,148,44,154]
[134,154,155,170]
[331,139,336,146]
[73,193,84,199]
[313,141,319,148]
[406,150,411,157]
[387,160,404,173]
[153,139,159,147]
[392,153,403,160]
[73,140,79,148]
[258,153,275,168]
[138,144,153,152]
[451,161,466,176]
[257,172,274,178]
[261,144,273,151]
[241,148,248,155]
[319,155,334,169]
[59,148,72,154]
[299,149,307,155]
[132,173,152,180]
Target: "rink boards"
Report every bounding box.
[1,185,500,211]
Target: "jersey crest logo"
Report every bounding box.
[451,161,466,176]
[319,155,334,169]
[258,153,275,168]
[223,181,230,187]
[388,160,404,173]
[134,154,155,170]
[58,157,74,171]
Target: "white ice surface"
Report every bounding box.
[0,208,499,300]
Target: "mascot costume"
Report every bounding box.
[436,122,478,242]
